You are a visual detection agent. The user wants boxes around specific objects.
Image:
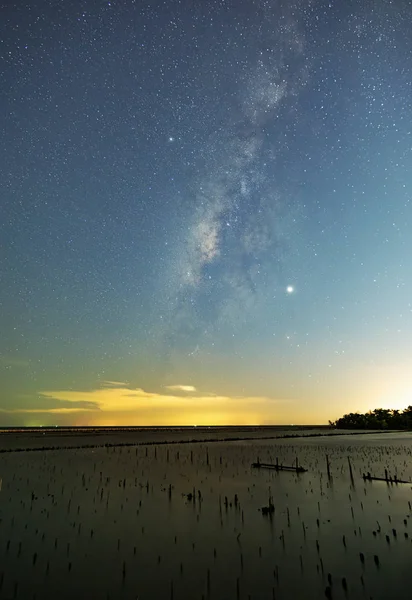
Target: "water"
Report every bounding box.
[1,427,412,599]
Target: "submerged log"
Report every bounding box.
[252,461,307,473]
[362,471,409,484]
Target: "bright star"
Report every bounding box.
[286,286,294,294]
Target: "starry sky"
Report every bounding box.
[1,0,412,426]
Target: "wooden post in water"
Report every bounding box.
[347,456,354,484]
[326,454,331,478]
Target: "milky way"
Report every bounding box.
[163,2,311,353]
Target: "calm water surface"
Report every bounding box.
[1,429,412,599]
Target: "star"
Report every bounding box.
[286,286,294,294]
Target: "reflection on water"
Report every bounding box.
[1,430,412,599]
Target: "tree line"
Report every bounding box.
[330,406,412,430]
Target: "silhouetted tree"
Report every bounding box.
[333,406,412,430]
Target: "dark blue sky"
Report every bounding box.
[1,0,412,425]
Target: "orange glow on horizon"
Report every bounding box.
[1,384,299,427]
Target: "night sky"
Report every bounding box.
[2,0,412,426]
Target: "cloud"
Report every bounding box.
[165,385,197,392]
[0,398,100,414]
[0,407,96,414]
[0,384,292,425]
[102,380,129,387]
